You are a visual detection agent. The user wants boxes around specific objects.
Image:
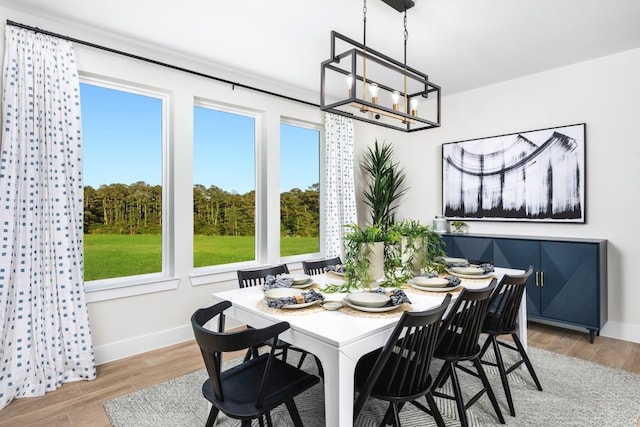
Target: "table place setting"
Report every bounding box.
[406,274,463,293]
[323,263,345,279]
[439,257,497,279]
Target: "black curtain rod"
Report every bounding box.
[6,20,320,108]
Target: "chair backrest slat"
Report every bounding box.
[302,257,342,275]
[237,264,289,288]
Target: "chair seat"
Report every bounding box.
[355,349,435,401]
[482,310,517,335]
[434,330,482,360]
[202,354,319,420]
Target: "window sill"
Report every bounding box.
[85,275,180,303]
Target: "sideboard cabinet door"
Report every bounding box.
[492,238,541,317]
[538,241,600,329]
[450,235,493,263]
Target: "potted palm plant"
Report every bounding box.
[361,139,408,230]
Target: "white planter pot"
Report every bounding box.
[401,237,424,273]
[363,241,385,284]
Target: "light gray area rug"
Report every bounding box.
[105,346,640,426]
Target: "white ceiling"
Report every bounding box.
[2,0,640,97]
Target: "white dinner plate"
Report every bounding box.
[407,279,462,292]
[283,274,311,285]
[442,257,468,264]
[342,297,403,312]
[411,276,450,287]
[446,268,495,279]
[450,266,484,275]
[291,278,314,288]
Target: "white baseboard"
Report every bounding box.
[92,317,245,365]
[600,321,640,344]
[93,324,194,365]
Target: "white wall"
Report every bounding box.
[1,4,638,366]
[355,48,640,343]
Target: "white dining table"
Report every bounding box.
[210,267,526,427]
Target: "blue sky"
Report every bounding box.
[80,83,319,194]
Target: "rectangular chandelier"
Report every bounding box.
[320,30,441,133]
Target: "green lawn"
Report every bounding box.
[84,234,319,281]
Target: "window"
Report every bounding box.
[280,122,320,257]
[193,105,256,268]
[80,81,165,282]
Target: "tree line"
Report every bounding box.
[84,181,320,237]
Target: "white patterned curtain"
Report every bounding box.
[0,26,96,410]
[323,113,357,259]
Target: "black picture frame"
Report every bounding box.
[442,123,586,223]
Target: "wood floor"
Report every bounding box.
[1,322,639,427]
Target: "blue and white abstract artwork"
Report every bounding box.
[442,123,586,222]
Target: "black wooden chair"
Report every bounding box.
[236,265,322,375]
[353,295,452,427]
[479,266,542,416]
[301,256,342,276]
[191,301,320,427]
[432,280,505,427]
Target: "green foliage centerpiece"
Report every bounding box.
[342,223,388,292]
[390,219,447,282]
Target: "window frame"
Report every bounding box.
[80,75,175,295]
[279,117,325,264]
[191,98,263,276]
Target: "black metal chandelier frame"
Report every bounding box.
[320,0,441,133]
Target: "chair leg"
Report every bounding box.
[285,399,304,427]
[479,333,493,359]
[313,355,324,379]
[265,412,273,427]
[434,360,452,389]
[390,402,402,427]
[424,392,446,427]
[490,334,516,416]
[204,406,219,427]
[380,403,395,426]
[472,358,505,424]
[448,362,470,427]
[512,333,543,391]
[296,350,308,368]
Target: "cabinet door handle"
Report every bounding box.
[541,271,544,287]
[535,272,539,287]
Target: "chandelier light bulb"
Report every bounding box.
[410,98,419,116]
[346,74,354,96]
[392,91,400,111]
[368,82,379,105]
